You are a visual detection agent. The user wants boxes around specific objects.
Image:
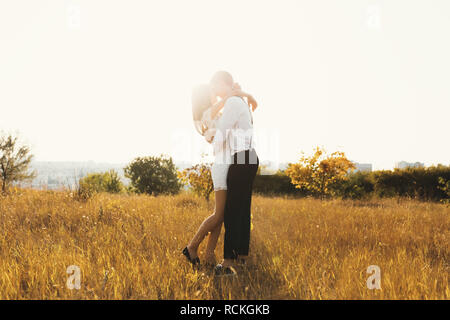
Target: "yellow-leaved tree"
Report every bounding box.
[178,163,214,201]
[285,146,356,199]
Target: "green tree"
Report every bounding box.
[78,170,124,195]
[124,155,181,195]
[0,133,36,193]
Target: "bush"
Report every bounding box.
[335,171,374,200]
[372,165,450,201]
[437,177,450,204]
[253,164,450,202]
[285,147,355,199]
[124,155,181,195]
[102,170,124,193]
[253,170,308,196]
[76,170,124,200]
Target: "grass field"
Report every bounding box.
[0,189,448,299]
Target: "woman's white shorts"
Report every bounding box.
[211,163,230,191]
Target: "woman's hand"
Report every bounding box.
[247,94,258,111]
[230,83,258,112]
[204,128,216,144]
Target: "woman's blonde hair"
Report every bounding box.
[191,84,212,135]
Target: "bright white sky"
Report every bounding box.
[1,0,449,170]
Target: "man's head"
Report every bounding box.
[210,71,234,98]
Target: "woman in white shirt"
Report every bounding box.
[182,83,257,266]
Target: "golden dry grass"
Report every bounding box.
[0,188,448,299]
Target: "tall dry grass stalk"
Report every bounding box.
[0,188,448,299]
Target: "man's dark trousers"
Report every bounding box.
[224,148,259,260]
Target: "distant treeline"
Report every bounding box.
[254,165,450,202]
[3,130,447,203]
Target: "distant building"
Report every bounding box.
[395,161,424,169]
[30,161,129,190]
[348,161,372,173]
[354,163,372,172]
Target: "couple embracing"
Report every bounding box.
[182,71,259,277]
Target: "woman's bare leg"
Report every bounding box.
[204,222,222,264]
[187,190,226,259]
[204,190,227,262]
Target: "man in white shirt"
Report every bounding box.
[212,95,254,164]
[210,71,259,276]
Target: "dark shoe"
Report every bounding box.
[182,247,200,266]
[214,264,237,277]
